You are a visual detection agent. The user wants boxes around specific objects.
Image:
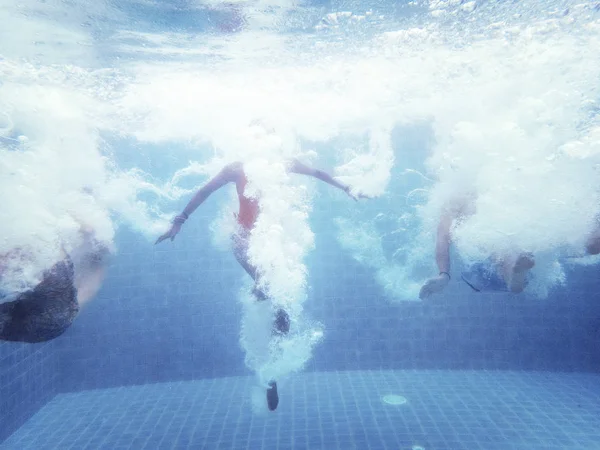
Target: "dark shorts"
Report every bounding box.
[461,262,509,293]
[0,259,78,343]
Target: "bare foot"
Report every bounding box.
[419,274,450,300]
[273,309,290,335]
[514,253,535,271]
[266,381,279,411]
[509,254,534,293]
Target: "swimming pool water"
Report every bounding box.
[3,0,600,448]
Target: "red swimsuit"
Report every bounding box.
[235,170,260,231]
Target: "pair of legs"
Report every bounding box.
[231,230,290,335]
[231,229,290,411]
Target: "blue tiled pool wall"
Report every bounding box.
[0,339,60,442]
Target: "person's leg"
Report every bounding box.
[232,232,267,299]
[232,231,290,332]
[231,231,288,411]
[266,381,279,411]
[498,253,534,293]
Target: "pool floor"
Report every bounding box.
[2,370,600,449]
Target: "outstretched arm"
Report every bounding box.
[180,163,240,218]
[155,163,240,244]
[419,208,456,299]
[287,158,364,200]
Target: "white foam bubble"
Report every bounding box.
[0,61,168,292]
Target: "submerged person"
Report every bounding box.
[0,227,110,343]
[419,195,535,300]
[156,159,365,410]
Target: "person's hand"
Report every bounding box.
[419,274,450,300]
[344,186,371,201]
[155,222,182,245]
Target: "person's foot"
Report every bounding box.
[273,309,290,335]
[514,253,535,271]
[266,381,279,411]
[509,254,534,293]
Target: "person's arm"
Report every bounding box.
[155,163,240,244]
[419,208,456,299]
[75,264,106,307]
[435,212,454,276]
[181,163,241,218]
[287,158,363,200]
[73,230,111,306]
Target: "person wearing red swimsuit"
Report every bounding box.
[156,158,365,410]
